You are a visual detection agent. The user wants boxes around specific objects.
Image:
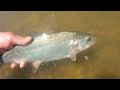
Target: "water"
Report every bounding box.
[0,11,119,79]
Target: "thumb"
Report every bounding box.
[12,35,32,46]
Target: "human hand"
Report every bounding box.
[0,32,32,69]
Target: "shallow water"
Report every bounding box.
[0,11,119,79]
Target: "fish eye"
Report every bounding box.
[86,37,91,43]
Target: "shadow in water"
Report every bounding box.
[3,46,97,79]
[76,45,97,63]
[0,54,5,66]
[7,58,77,79]
[7,63,34,79]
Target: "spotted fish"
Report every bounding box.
[2,32,96,73]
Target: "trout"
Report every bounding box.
[2,32,96,73]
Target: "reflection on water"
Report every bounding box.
[0,11,120,79]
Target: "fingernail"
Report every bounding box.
[26,37,32,41]
[11,63,16,69]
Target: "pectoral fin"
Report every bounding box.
[32,61,41,73]
[69,52,77,61]
[69,44,77,61]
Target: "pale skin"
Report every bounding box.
[0,32,32,69]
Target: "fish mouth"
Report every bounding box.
[91,39,96,46]
[89,37,96,47]
[86,36,96,49]
[80,40,96,52]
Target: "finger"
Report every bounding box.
[11,63,17,69]
[12,35,32,46]
[20,61,26,68]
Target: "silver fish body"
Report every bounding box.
[2,32,96,72]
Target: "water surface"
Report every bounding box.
[0,11,119,79]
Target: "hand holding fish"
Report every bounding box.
[1,32,96,73]
[0,32,32,68]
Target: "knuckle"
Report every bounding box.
[7,32,14,36]
[7,32,14,39]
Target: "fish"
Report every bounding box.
[1,32,96,73]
